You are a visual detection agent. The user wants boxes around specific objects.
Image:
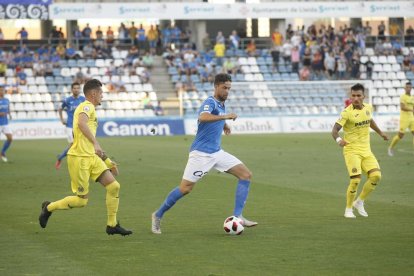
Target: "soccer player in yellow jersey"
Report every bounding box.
[38,79,132,235]
[332,84,389,218]
[388,81,414,156]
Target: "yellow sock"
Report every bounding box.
[346,178,361,208]
[106,181,120,227]
[47,196,88,212]
[389,135,400,149]
[359,171,381,201]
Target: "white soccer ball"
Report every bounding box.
[223,216,244,235]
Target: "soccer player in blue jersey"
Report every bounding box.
[151,73,257,234]
[55,82,85,169]
[0,85,12,162]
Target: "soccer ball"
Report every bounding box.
[223,216,244,235]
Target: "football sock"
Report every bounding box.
[346,178,361,208]
[389,135,400,149]
[106,181,120,227]
[57,147,69,161]
[155,187,183,218]
[47,196,88,211]
[1,140,11,155]
[359,171,381,201]
[233,180,251,216]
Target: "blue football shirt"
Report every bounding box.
[61,95,85,128]
[190,96,226,154]
[0,98,10,126]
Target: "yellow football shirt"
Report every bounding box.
[336,103,373,154]
[68,100,98,157]
[400,94,414,120]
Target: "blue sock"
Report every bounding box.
[1,140,11,155]
[155,187,184,218]
[57,147,69,161]
[233,180,251,216]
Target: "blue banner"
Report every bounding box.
[0,0,51,5]
[97,119,185,137]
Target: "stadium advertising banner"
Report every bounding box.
[96,119,185,137]
[6,120,66,140]
[0,0,50,19]
[49,1,414,19]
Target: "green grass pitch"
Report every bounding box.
[1,133,413,275]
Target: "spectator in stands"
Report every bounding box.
[374,39,385,55]
[291,46,300,73]
[137,24,147,51]
[56,43,66,59]
[73,26,82,47]
[162,25,172,48]
[126,45,139,65]
[142,52,154,69]
[229,30,240,50]
[389,21,401,36]
[350,52,360,79]
[16,27,28,42]
[299,66,310,81]
[33,60,45,76]
[270,46,280,69]
[336,52,347,80]
[50,26,61,46]
[282,39,293,63]
[392,39,402,55]
[129,22,138,45]
[311,49,324,80]
[118,23,128,44]
[171,24,181,47]
[302,47,312,68]
[246,39,256,57]
[382,37,393,54]
[202,33,212,52]
[44,61,53,77]
[182,74,196,92]
[216,31,225,44]
[356,31,366,55]
[66,43,80,59]
[402,55,411,71]
[147,25,158,55]
[364,21,372,36]
[214,41,225,66]
[139,68,151,83]
[106,26,114,45]
[95,26,103,40]
[324,51,336,80]
[0,60,6,77]
[272,28,283,47]
[83,43,95,59]
[286,24,293,40]
[378,21,386,39]
[17,69,27,85]
[223,58,237,75]
[141,92,153,109]
[154,101,164,116]
[82,23,92,44]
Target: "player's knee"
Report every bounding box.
[106,181,120,197]
[398,132,405,139]
[239,170,252,181]
[348,178,361,191]
[369,171,381,184]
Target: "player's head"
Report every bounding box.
[405,81,412,94]
[71,82,81,97]
[350,83,365,107]
[213,73,232,102]
[83,79,103,106]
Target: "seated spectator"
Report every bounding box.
[324,51,336,79]
[33,60,45,76]
[182,74,195,91]
[382,38,393,54]
[402,55,411,71]
[56,43,66,59]
[299,66,310,81]
[154,101,164,116]
[141,92,153,109]
[246,39,256,56]
[66,43,81,59]
[374,39,385,55]
[0,60,6,77]
[138,68,151,83]
[83,43,95,59]
[17,70,27,85]
[142,52,154,69]
[44,62,54,77]
[392,39,402,55]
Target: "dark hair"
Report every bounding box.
[71,82,80,89]
[214,73,232,86]
[83,79,102,95]
[351,83,365,94]
[406,81,412,86]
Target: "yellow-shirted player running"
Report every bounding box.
[388,81,414,156]
[332,83,389,218]
[38,79,132,235]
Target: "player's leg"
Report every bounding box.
[1,130,12,162]
[389,119,407,156]
[94,157,132,236]
[216,150,256,226]
[152,151,214,234]
[39,156,89,228]
[344,153,363,218]
[353,156,382,217]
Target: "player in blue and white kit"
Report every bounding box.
[55,82,85,169]
[151,73,257,234]
[0,84,12,162]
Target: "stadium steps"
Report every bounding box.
[150,56,179,115]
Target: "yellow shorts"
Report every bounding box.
[343,151,380,177]
[399,117,414,133]
[67,155,108,196]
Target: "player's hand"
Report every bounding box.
[110,161,119,176]
[94,142,104,158]
[223,124,231,135]
[380,133,389,141]
[226,113,237,121]
[338,140,348,147]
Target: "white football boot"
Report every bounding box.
[1,154,7,162]
[344,208,356,218]
[353,199,368,217]
[151,212,162,234]
[238,215,258,227]
[387,147,394,157]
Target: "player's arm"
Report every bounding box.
[78,112,104,156]
[370,119,389,141]
[199,112,237,122]
[331,123,348,147]
[400,102,414,112]
[8,104,12,120]
[58,102,66,125]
